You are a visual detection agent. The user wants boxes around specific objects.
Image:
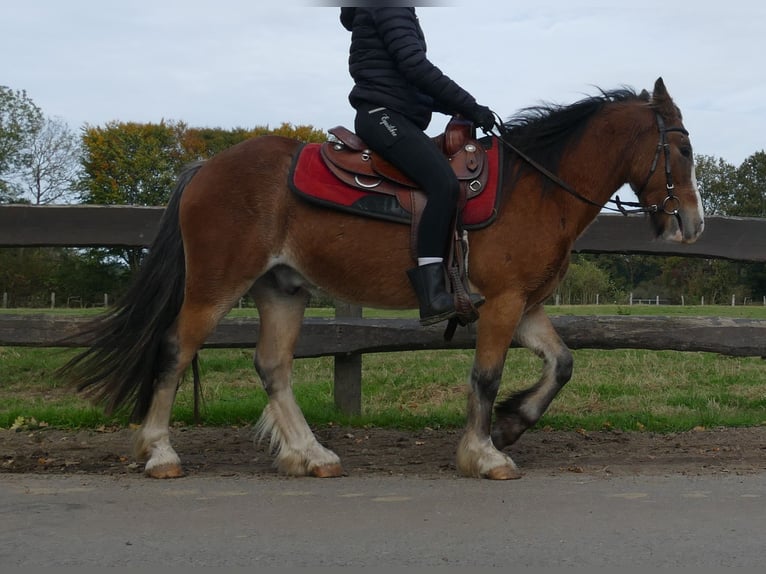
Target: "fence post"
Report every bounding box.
[732,294,736,307]
[333,301,363,416]
[50,292,55,309]
[2,292,6,308]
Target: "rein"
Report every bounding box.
[485,112,688,216]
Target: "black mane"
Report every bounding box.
[502,88,646,181]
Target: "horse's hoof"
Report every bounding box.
[311,463,344,478]
[484,465,522,480]
[145,463,185,479]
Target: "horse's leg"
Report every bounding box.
[251,271,343,477]
[492,303,573,450]
[456,295,524,480]
[134,297,234,478]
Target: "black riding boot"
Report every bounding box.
[407,263,484,326]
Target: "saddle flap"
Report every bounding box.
[320,142,406,196]
[370,155,417,188]
[321,141,377,179]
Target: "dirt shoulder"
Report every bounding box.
[2,424,765,479]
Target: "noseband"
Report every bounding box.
[489,112,689,216]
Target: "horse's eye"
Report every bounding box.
[679,146,692,159]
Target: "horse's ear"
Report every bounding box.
[639,89,650,100]
[650,76,676,116]
[653,77,668,96]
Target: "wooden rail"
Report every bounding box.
[2,205,765,415]
[1,205,765,262]
[2,314,764,358]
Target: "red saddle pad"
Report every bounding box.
[289,137,503,229]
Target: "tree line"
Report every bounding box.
[1,85,764,308]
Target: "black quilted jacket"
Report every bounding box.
[340,7,479,130]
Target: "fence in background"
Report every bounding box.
[1,205,765,414]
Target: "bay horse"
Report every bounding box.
[62,77,704,480]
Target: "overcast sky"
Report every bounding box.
[3,0,765,167]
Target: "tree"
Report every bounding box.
[79,120,328,206]
[15,116,81,204]
[181,126,255,160]
[693,154,737,215]
[78,120,191,270]
[0,182,23,203]
[694,151,766,218]
[250,122,328,143]
[180,122,328,160]
[0,247,128,308]
[733,151,766,217]
[79,120,189,206]
[731,151,766,299]
[0,247,58,307]
[554,257,615,304]
[0,86,43,195]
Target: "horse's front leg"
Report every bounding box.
[456,296,524,479]
[492,303,573,449]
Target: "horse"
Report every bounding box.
[61,77,704,480]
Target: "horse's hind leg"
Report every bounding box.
[251,270,342,477]
[136,271,280,477]
[134,296,237,478]
[492,304,573,450]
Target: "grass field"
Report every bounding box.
[1,305,764,432]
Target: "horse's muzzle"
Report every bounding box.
[662,209,704,244]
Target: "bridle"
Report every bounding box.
[627,114,689,216]
[486,111,689,217]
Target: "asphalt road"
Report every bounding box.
[1,471,764,567]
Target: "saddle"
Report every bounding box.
[320,116,489,218]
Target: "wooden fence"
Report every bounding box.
[1,205,765,414]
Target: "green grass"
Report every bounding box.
[1,304,764,432]
[1,343,764,433]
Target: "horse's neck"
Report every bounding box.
[557,114,637,234]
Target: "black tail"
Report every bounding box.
[60,162,204,421]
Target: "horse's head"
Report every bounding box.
[629,77,704,243]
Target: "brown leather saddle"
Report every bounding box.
[320,116,489,220]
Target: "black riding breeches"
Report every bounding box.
[354,104,459,259]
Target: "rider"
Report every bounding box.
[340,6,496,326]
